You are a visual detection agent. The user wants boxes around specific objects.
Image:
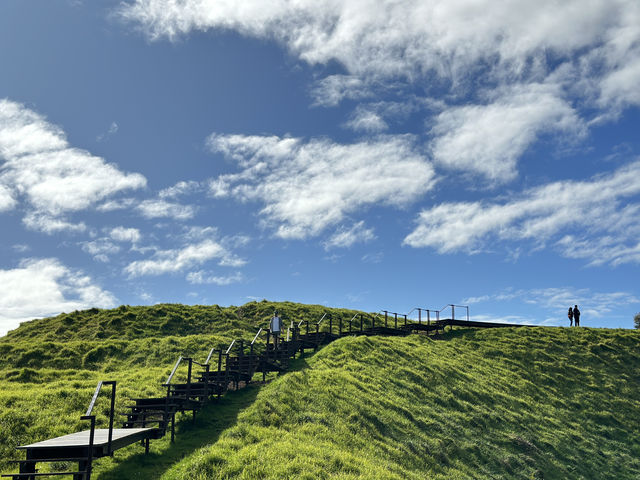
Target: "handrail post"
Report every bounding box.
[266,329,271,355]
[329,316,333,335]
[404,314,407,327]
[427,309,431,326]
[452,304,455,321]
[467,306,469,321]
[306,320,309,335]
[384,311,388,328]
[360,314,363,332]
[108,382,116,456]
[82,415,96,479]
[371,314,374,331]
[384,312,388,328]
[339,316,343,335]
[186,358,193,403]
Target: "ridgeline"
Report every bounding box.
[1,301,639,479]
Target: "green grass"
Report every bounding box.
[0,300,366,475]
[159,327,640,480]
[1,302,639,479]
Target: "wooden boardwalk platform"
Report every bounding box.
[19,428,158,452]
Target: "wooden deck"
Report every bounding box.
[19,428,156,451]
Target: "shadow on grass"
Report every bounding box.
[95,384,262,480]
[96,355,313,479]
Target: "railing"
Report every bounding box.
[81,380,116,469]
[437,304,470,322]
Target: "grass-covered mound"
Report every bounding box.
[0,300,365,474]
[160,327,640,480]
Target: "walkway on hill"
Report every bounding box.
[3,305,532,479]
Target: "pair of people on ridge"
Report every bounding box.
[568,305,581,327]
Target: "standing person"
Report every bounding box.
[270,311,282,349]
[568,307,574,327]
[573,305,580,327]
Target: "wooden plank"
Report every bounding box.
[18,428,154,450]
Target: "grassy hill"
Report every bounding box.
[0,300,362,474]
[156,328,640,480]
[1,302,639,479]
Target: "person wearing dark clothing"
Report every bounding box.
[573,305,580,327]
[568,307,573,327]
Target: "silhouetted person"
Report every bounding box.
[270,311,282,349]
[568,307,573,327]
[573,305,580,327]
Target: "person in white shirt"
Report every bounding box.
[270,311,281,349]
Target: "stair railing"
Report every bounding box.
[81,380,116,469]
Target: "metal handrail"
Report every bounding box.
[316,313,328,325]
[348,313,359,323]
[165,356,184,385]
[81,380,116,458]
[251,328,263,345]
[225,339,236,355]
[205,347,217,365]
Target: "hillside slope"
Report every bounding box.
[0,300,365,473]
[159,327,640,480]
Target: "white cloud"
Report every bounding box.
[159,180,201,198]
[430,83,584,182]
[404,161,640,265]
[124,239,244,277]
[81,239,120,262]
[22,212,87,234]
[118,0,628,82]
[119,0,640,182]
[137,199,195,220]
[0,99,146,233]
[186,270,244,285]
[110,226,141,243]
[324,221,375,249]
[97,198,137,212]
[207,133,435,239]
[0,184,16,211]
[0,258,117,337]
[344,107,388,133]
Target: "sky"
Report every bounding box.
[1,0,639,336]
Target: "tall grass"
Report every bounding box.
[159,327,640,480]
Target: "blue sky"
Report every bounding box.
[1,0,639,336]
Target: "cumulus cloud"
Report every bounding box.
[137,199,195,220]
[0,99,146,233]
[186,270,244,285]
[324,221,375,249]
[110,226,141,243]
[0,258,117,336]
[404,161,640,265]
[207,133,435,239]
[430,83,585,182]
[119,0,640,181]
[344,107,388,133]
[81,239,121,263]
[159,180,201,199]
[124,239,245,277]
